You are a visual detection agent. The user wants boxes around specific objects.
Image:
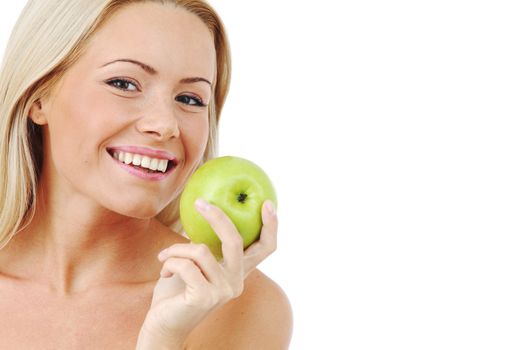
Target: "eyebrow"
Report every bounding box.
[100,58,212,86]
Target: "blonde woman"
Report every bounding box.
[0,0,292,349]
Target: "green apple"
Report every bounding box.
[180,156,277,259]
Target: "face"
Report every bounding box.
[32,3,216,218]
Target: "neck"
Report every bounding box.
[0,182,169,296]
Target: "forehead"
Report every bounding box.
[80,2,216,79]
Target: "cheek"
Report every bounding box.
[183,117,210,161]
[46,85,117,174]
[52,82,129,142]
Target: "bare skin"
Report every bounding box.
[0,3,292,349]
[0,222,291,349]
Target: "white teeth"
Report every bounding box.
[112,150,171,173]
[149,158,159,171]
[141,156,151,168]
[132,154,141,165]
[158,159,168,172]
[124,153,133,164]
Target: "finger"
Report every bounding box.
[195,199,244,274]
[158,243,223,285]
[160,257,210,289]
[243,200,278,276]
[160,257,218,308]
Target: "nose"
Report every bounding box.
[135,98,180,141]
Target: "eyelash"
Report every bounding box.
[106,78,207,107]
[175,95,206,107]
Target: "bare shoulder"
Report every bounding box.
[184,269,293,350]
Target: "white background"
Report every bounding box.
[2,1,525,349]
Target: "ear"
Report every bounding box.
[29,98,48,125]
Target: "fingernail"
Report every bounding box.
[195,198,210,212]
[158,249,169,260]
[265,200,276,215]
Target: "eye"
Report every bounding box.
[175,94,206,107]
[106,78,139,92]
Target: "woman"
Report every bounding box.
[0,0,293,349]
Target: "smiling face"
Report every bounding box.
[31,2,216,218]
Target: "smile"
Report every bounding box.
[106,147,178,180]
[112,151,171,172]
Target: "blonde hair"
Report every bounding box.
[0,0,231,249]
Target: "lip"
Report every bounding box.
[108,152,177,181]
[107,145,177,162]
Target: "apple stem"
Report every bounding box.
[237,193,248,203]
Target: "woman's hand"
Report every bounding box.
[135,199,278,350]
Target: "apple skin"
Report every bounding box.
[180,156,277,259]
